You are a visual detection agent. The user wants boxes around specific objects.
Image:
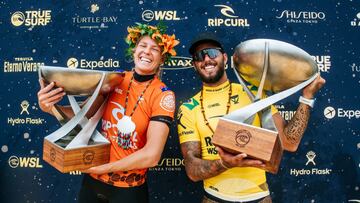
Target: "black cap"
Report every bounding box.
[188,32,224,55]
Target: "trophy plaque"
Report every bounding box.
[39,66,124,173]
[212,39,319,174]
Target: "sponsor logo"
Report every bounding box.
[69,170,82,175]
[66,57,120,69]
[276,104,296,121]
[312,55,331,72]
[50,148,56,161]
[3,57,45,73]
[235,129,252,147]
[208,5,250,27]
[83,150,95,165]
[230,95,239,104]
[350,12,360,27]
[149,157,184,172]
[324,106,360,119]
[207,103,220,108]
[289,151,332,176]
[72,4,117,29]
[276,10,326,24]
[142,10,182,22]
[8,156,43,168]
[7,100,45,126]
[160,92,175,112]
[163,56,193,70]
[351,63,360,77]
[11,10,51,27]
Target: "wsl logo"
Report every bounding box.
[324,106,360,119]
[8,156,43,168]
[66,57,120,69]
[142,10,181,22]
[350,12,360,27]
[163,56,193,70]
[11,10,51,27]
[276,10,325,24]
[208,5,250,27]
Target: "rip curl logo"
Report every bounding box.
[110,102,138,149]
[50,148,56,162]
[215,5,238,18]
[235,129,252,147]
[83,150,95,165]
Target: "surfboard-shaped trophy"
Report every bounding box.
[39,66,124,173]
[212,39,319,174]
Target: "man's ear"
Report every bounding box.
[192,61,198,72]
[223,53,228,64]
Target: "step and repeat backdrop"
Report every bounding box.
[0,0,359,202]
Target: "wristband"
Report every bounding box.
[299,96,315,108]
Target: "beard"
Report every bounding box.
[197,60,225,84]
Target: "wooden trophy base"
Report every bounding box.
[43,139,110,173]
[212,118,283,174]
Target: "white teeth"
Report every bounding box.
[140,57,151,63]
[205,65,215,70]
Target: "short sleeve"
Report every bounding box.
[150,90,175,126]
[177,103,201,144]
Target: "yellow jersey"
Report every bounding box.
[177,80,277,202]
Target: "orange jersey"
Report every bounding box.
[91,71,175,187]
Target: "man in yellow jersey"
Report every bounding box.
[177,33,325,203]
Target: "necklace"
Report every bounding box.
[200,82,232,134]
[124,73,154,117]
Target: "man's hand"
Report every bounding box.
[216,147,265,168]
[37,79,65,113]
[302,74,326,99]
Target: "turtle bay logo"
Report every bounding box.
[235,129,251,147]
[276,10,326,24]
[149,157,184,172]
[312,55,331,72]
[3,57,44,73]
[142,10,182,22]
[163,56,193,70]
[351,12,360,27]
[11,10,51,27]
[324,106,360,119]
[8,155,43,168]
[72,4,117,29]
[66,57,120,69]
[289,151,332,176]
[7,100,45,126]
[208,5,250,27]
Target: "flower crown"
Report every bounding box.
[125,22,180,63]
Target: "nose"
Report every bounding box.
[203,54,212,61]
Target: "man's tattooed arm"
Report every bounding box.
[181,141,226,182]
[274,103,311,152]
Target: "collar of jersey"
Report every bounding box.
[203,80,230,93]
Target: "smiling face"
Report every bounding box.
[192,42,228,86]
[133,35,164,75]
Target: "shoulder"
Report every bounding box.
[179,91,201,112]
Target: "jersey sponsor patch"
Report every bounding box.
[160,92,175,112]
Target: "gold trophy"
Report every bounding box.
[39,66,124,173]
[212,39,318,174]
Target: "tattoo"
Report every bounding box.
[284,104,310,144]
[181,141,226,181]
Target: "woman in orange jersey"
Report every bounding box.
[37,23,179,203]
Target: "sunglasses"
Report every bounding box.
[193,48,224,62]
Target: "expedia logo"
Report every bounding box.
[8,156,43,168]
[3,57,44,73]
[83,150,95,165]
[66,57,120,69]
[312,55,331,72]
[350,12,360,27]
[235,129,251,147]
[11,10,51,27]
[142,10,181,22]
[163,56,193,70]
[324,106,360,119]
[276,10,326,24]
[208,5,250,27]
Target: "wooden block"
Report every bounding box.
[43,139,110,173]
[212,118,283,174]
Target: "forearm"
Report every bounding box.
[282,103,311,151]
[184,155,226,182]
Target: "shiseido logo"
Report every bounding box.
[83,150,95,164]
[276,10,325,24]
[235,129,252,147]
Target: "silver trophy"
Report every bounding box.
[39,66,124,173]
[212,39,319,173]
